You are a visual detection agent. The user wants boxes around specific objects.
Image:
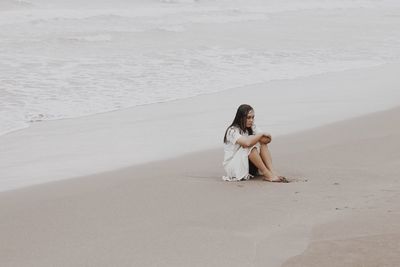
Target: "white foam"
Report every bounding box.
[0,0,33,11]
[66,34,113,42]
[1,0,400,137]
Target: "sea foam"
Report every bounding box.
[1,0,400,136]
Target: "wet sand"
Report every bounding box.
[1,106,399,266]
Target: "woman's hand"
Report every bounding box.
[260,134,271,144]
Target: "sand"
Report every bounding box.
[1,63,400,192]
[1,103,399,266]
[1,1,400,265]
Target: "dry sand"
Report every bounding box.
[1,105,399,266]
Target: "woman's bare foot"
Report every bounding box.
[263,175,283,182]
[278,176,289,183]
[263,175,289,183]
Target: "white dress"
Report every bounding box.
[222,125,261,181]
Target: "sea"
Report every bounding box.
[1,0,400,136]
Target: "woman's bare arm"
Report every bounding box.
[236,133,270,148]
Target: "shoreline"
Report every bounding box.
[1,105,399,266]
[0,61,384,139]
[0,104,399,195]
[1,62,400,192]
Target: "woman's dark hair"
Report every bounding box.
[223,104,254,143]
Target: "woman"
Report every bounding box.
[223,104,287,182]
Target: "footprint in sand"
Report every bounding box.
[288,177,308,183]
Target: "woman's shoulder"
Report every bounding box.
[227,125,241,134]
[227,125,240,130]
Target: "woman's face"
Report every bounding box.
[246,110,255,128]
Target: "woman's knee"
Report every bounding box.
[248,146,259,157]
[260,142,269,148]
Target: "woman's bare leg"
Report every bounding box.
[260,143,276,175]
[260,144,287,182]
[248,147,280,182]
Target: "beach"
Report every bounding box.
[1,0,400,266]
[1,65,400,266]
[1,62,400,191]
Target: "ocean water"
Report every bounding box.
[1,0,400,136]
